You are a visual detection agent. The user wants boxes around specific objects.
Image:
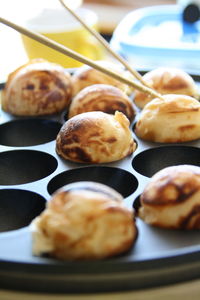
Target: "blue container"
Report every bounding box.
[110,5,200,71]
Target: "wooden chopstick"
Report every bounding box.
[59,0,148,86]
[0,16,162,99]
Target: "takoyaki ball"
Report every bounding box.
[2,59,73,116]
[138,165,200,229]
[134,67,199,109]
[56,111,136,163]
[71,60,133,96]
[31,181,137,260]
[68,84,136,121]
[135,94,200,143]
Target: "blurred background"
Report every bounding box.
[1,0,199,82]
[83,0,176,37]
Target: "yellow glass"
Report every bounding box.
[21,8,105,68]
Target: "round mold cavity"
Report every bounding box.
[0,119,62,147]
[132,120,137,132]
[133,194,141,213]
[0,150,58,185]
[0,189,46,232]
[62,111,68,122]
[48,166,138,198]
[132,145,200,178]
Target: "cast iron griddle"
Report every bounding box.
[0,73,200,293]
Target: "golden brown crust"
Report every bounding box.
[31,182,137,260]
[2,59,73,116]
[135,94,200,143]
[68,84,135,121]
[138,165,200,229]
[134,67,199,109]
[71,61,133,96]
[56,111,136,163]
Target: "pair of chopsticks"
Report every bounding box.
[0,3,161,99]
[59,0,147,86]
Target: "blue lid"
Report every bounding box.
[110,5,200,70]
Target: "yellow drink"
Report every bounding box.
[21,7,104,68]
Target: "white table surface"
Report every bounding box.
[0,25,28,83]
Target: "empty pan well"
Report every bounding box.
[0,150,58,185]
[132,145,200,177]
[0,189,46,232]
[48,166,138,198]
[0,119,62,147]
